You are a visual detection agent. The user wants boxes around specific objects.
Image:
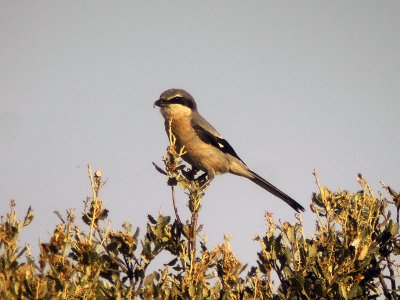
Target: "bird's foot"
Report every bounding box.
[196,173,213,189]
[178,166,200,181]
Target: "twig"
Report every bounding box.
[159,118,204,270]
[386,257,397,298]
[171,185,181,223]
[379,274,393,300]
[152,162,167,175]
[87,165,99,244]
[96,225,128,274]
[188,186,203,268]
[189,207,199,266]
[312,169,322,190]
[380,180,400,224]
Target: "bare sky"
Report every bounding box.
[1,1,399,265]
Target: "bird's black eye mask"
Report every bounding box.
[155,96,196,109]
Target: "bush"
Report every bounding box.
[0,137,399,299]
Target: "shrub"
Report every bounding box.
[0,132,398,299]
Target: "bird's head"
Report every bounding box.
[154,89,197,118]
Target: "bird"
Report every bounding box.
[154,88,305,212]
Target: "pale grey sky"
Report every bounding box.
[1,1,399,265]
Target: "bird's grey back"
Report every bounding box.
[191,111,221,138]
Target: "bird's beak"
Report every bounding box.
[154,99,165,108]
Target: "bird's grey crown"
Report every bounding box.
[158,88,197,110]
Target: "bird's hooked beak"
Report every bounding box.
[153,99,166,108]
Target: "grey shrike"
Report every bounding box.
[154,88,305,212]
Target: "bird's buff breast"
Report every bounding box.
[166,117,229,175]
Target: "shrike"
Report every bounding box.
[154,89,305,212]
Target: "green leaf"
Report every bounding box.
[348,284,361,298]
[293,275,305,289]
[23,206,34,227]
[99,208,109,220]
[122,221,132,233]
[320,187,330,202]
[394,242,400,254]
[144,273,155,288]
[287,226,295,242]
[357,244,369,260]
[106,242,119,252]
[166,257,178,266]
[133,226,140,239]
[147,215,157,224]
[308,243,317,258]
[388,220,398,237]
[189,284,195,298]
[283,266,293,277]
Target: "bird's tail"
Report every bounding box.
[248,170,305,212]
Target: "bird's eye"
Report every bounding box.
[171,96,184,103]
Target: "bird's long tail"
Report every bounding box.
[248,170,305,212]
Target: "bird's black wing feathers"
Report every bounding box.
[192,124,245,164]
[249,170,305,212]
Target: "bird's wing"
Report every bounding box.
[191,116,245,164]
